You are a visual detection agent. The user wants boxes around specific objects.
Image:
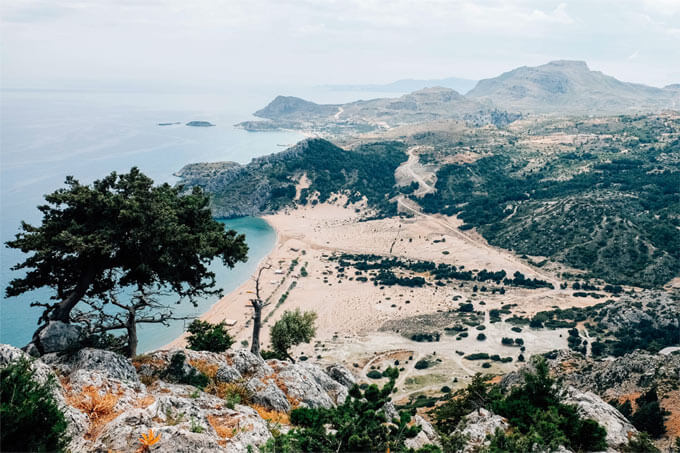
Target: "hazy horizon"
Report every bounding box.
[2,0,679,92]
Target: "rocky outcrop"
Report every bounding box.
[274,361,343,408]
[548,349,680,399]
[35,321,82,354]
[326,364,356,388]
[247,378,291,412]
[564,386,637,450]
[228,349,274,378]
[405,414,442,450]
[451,408,509,452]
[43,348,139,383]
[0,344,369,452]
[215,364,242,383]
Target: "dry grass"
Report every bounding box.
[251,405,290,425]
[132,355,166,371]
[207,414,244,445]
[662,391,680,437]
[66,385,122,440]
[134,395,156,409]
[71,385,120,420]
[205,382,252,404]
[140,375,158,386]
[189,359,220,380]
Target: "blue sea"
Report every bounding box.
[0,86,405,352]
[0,88,300,352]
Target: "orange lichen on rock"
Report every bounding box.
[189,359,219,380]
[252,404,290,425]
[132,355,166,372]
[207,414,240,445]
[135,395,156,409]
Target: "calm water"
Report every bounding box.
[0,88,297,351]
[0,86,405,352]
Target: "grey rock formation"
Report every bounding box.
[276,363,336,408]
[563,386,637,450]
[227,349,274,378]
[453,408,509,452]
[546,349,680,399]
[37,321,82,354]
[383,401,400,421]
[298,363,349,404]
[215,364,242,383]
[404,414,441,450]
[43,348,139,383]
[247,378,291,412]
[326,364,356,388]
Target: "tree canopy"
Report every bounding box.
[270,309,317,362]
[5,168,248,354]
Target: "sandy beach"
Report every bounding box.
[165,197,609,397]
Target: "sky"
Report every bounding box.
[1,0,679,91]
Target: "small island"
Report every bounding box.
[186,121,216,127]
[158,122,180,126]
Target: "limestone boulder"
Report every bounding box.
[37,321,82,354]
[563,386,637,450]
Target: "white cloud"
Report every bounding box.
[0,0,678,87]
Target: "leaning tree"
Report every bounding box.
[5,168,248,356]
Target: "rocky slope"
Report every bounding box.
[5,341,678,451]
[1,344,361,452]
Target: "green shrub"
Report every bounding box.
[458,303,474,312]
[623,433,660,452]
[414,360,430,370]
[629,389,669,438]
[381,367,399,380]
[477,333,487,341]
[1,357,69,452]
[435,357,608,452]
[186,320,234,353]
[367,370,383,379]
[464,353,489,361]
[274,379,429,452]
[163,352,209,389]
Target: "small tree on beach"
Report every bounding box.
[5,168,248,356]
[270,309,317,363]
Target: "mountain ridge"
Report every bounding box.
[242,60,678,134]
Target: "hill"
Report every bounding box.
[176,138,408,218]
[467,60,678,114]
[241,61,679,135]
[238,87,515,134]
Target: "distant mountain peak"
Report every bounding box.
[468,60,671,113]
[543,60,590,70]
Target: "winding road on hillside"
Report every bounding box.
[394,147,562,289]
